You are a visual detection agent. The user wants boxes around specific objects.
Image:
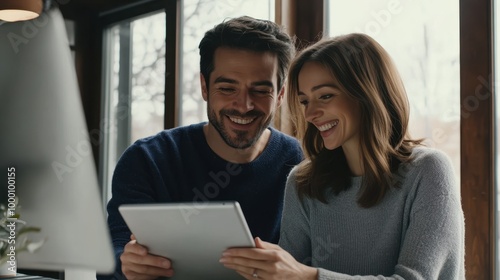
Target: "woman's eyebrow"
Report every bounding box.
[311,83,339,91]
[298,83,339,95]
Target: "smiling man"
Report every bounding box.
[202,47,283,161]
[99,16,302,280]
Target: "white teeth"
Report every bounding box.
[229,116,254,124]
[317,120,338,131]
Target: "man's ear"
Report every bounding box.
[200,74,208,101]
[276,86,285,108]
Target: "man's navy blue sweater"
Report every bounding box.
[104,122,302,277]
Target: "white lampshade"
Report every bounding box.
[0,0,43,22]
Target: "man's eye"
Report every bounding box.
[219,88,236,93]
[252,89,272,95]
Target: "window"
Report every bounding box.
[326,0,460,182]
[101,11,166,202]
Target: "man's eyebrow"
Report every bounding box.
[213,76,274,88]
[251,81,274,88]
[214,76,238,84]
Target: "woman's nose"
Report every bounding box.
[304,102,322,122]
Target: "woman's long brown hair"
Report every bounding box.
[287,33,423,208]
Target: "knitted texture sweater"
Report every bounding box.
[279,147,465,280]
[104,122,302,277]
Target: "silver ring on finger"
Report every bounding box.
[252,268,259,278]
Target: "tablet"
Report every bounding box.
[118,201,255,279]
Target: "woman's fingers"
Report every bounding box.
[255,237,281,250]
[224,262,269,280]
[222,237,283,263]
[220,250,285,278]
[221,240,313,280]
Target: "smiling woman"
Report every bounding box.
[296,62,361,154]
[220,33,465,280]
[326,0,460,185]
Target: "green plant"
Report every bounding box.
[0,198,45,265]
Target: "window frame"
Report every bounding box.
[99,0,179,130]
[460,0,495,278]
[96,0,179,205]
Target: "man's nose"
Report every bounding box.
[233,90,254,112]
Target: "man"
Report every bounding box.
[100,16,302,280]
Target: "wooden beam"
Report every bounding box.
[275,0,324,135]
[460,0,495,278]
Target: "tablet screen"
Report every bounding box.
[119,201,255,279]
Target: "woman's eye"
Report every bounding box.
[319,94,333,100]
[299,100,308,106]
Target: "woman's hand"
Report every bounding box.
[219,237,318,280]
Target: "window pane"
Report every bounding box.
[327,0,460,182]
[130,13,166,142]
[102,11,166,202]
[180,0,275,125]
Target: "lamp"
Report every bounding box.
[0,0,43,22]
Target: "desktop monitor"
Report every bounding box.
[0,7,115,275]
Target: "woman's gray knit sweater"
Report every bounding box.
[279,147,465,280]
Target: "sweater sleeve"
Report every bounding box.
[314,150,465,280]
[278,167,313,265]
[393,150,465,279]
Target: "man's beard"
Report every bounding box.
[207,108,272,149]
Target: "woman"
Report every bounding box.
[219,33,465,279]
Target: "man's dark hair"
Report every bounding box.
[199,16,295,89]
